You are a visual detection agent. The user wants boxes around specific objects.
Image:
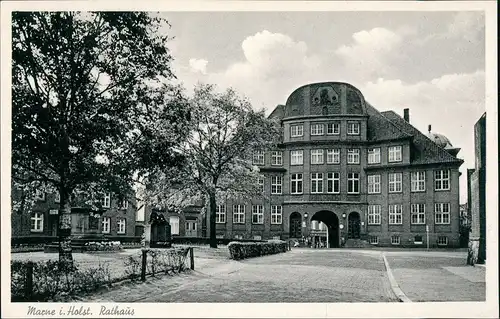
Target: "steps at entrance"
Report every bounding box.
[344,239,373,248]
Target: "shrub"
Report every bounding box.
[123,248,190,280]
[228,240,287,260]
[84,241,123,252]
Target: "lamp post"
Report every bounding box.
[303,213,309,239]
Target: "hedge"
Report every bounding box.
[228,240,288,260]
[172,236,265,246]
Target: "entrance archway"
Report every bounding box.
[311,211,340,248]
[347,212,361,239]
[289,212,302,239]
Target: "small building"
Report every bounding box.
[11,189,139,244]
[467,112,486,264]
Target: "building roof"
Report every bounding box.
[365,103,412,142]
[381,110,463,165]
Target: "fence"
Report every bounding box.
[11,247,195,302]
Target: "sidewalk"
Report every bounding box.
[384,253,486,302]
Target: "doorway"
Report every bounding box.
[347,212,361,239]
[289,212,302,238]
[311,210,340,248]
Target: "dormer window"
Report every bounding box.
[388,146,402,162]
[347,122,360,135]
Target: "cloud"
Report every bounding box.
[447,12,485,42]
[189,58,208,74]
[335,28,404,80]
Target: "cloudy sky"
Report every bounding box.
[160,11,485,203]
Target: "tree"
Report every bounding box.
[12,12,190,265]
[140,83,281,248]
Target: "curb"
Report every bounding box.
[382,253,412,303]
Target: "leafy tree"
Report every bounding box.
[12,11,190,265]
[140,83,281,248]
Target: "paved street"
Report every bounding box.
[13,247,485,302]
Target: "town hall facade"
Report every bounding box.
[211,82,464,248]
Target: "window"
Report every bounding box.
[35,189,45,201]
[233,205,246,224]
[310,123,324,136]
[101,193,111,208]
[272,236,281,240]
[216,234,224,239]
[327,173,340,194]
[290,150,303,165]
[369,236,379,244]
[389,205,403,224]
[411,204,426,224]
[253,151,265,165]
[367,175,381,194]
[234,235,243,240]
[311,173,324,193]
[414,235,423,245]
[185,222,197,231]
[435,203,450,224]
[368,205,381,224]
[291,174,303,194]
[252,205,264,224]
[258,176,265,193]
[347,122,360,135]
[99,217,110,233]
[388,173,402,193]
[253,235,262,240]
[434,170,450,190]
[411,171,426,192]
[310,149,324,164]
[347,149,360,164]
[117,218,126,234]
[121,199,129,210]
[326,149,340,164]
[271,205,282,224]
[437,236,448,246]
[391,235,400,245]
[367,148,381,164]
[30,212,44,232]
[388,146,402,162]
[327,123,340,135]
[347,173,360,194]
[290,124,304,137]
[216,205,226,223]
[271,151,282,166]
[54,192,60,203]
[271,176,282,194]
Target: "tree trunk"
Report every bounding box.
[209,191,217,248]
[58,188,74,267]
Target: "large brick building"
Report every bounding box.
[467,112,486,264]
[209,82,464,248]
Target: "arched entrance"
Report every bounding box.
[347,212,361,239]
[289,212,302,238]
[311,210,340,248]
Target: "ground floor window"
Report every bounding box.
[117,218,126,234]
[169,216,179,235]
[437,236,448,246]
[368,205,381,224]
[30,212,44,232]
[252,205,264,224]
[253,235,262,240]
[234,234,243,240]
[216,205,226,223]
[414,235,423,244]
[271,205,282,224]
[369,236,379,244]
[391,235,400,245]
[102,217,110,233]
[272,236,281,240]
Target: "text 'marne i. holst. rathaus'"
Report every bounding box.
[213,81,463,248]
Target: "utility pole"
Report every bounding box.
[426,225,429,251]
[326,225,329,248]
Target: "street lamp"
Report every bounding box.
[342,213,346,219]
[304,212,308,219]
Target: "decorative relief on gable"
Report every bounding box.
[310,85,341,115]
[346,87,364,114]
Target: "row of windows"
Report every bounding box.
[290,122,360,137]
[253,147,403,166]
[369,235,449,246]
[215,205,283,225]
[34,191,129,209]
[29,212,128,234]
[258,170,450,194]
[367,203,451,225]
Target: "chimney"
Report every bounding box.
[428,125,432,133]
[403,108,410,122]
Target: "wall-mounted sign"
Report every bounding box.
[49,209,58,215]
[426,225,429,232]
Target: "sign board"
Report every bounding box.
[49,209,58,215]
[426,225,429,232]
